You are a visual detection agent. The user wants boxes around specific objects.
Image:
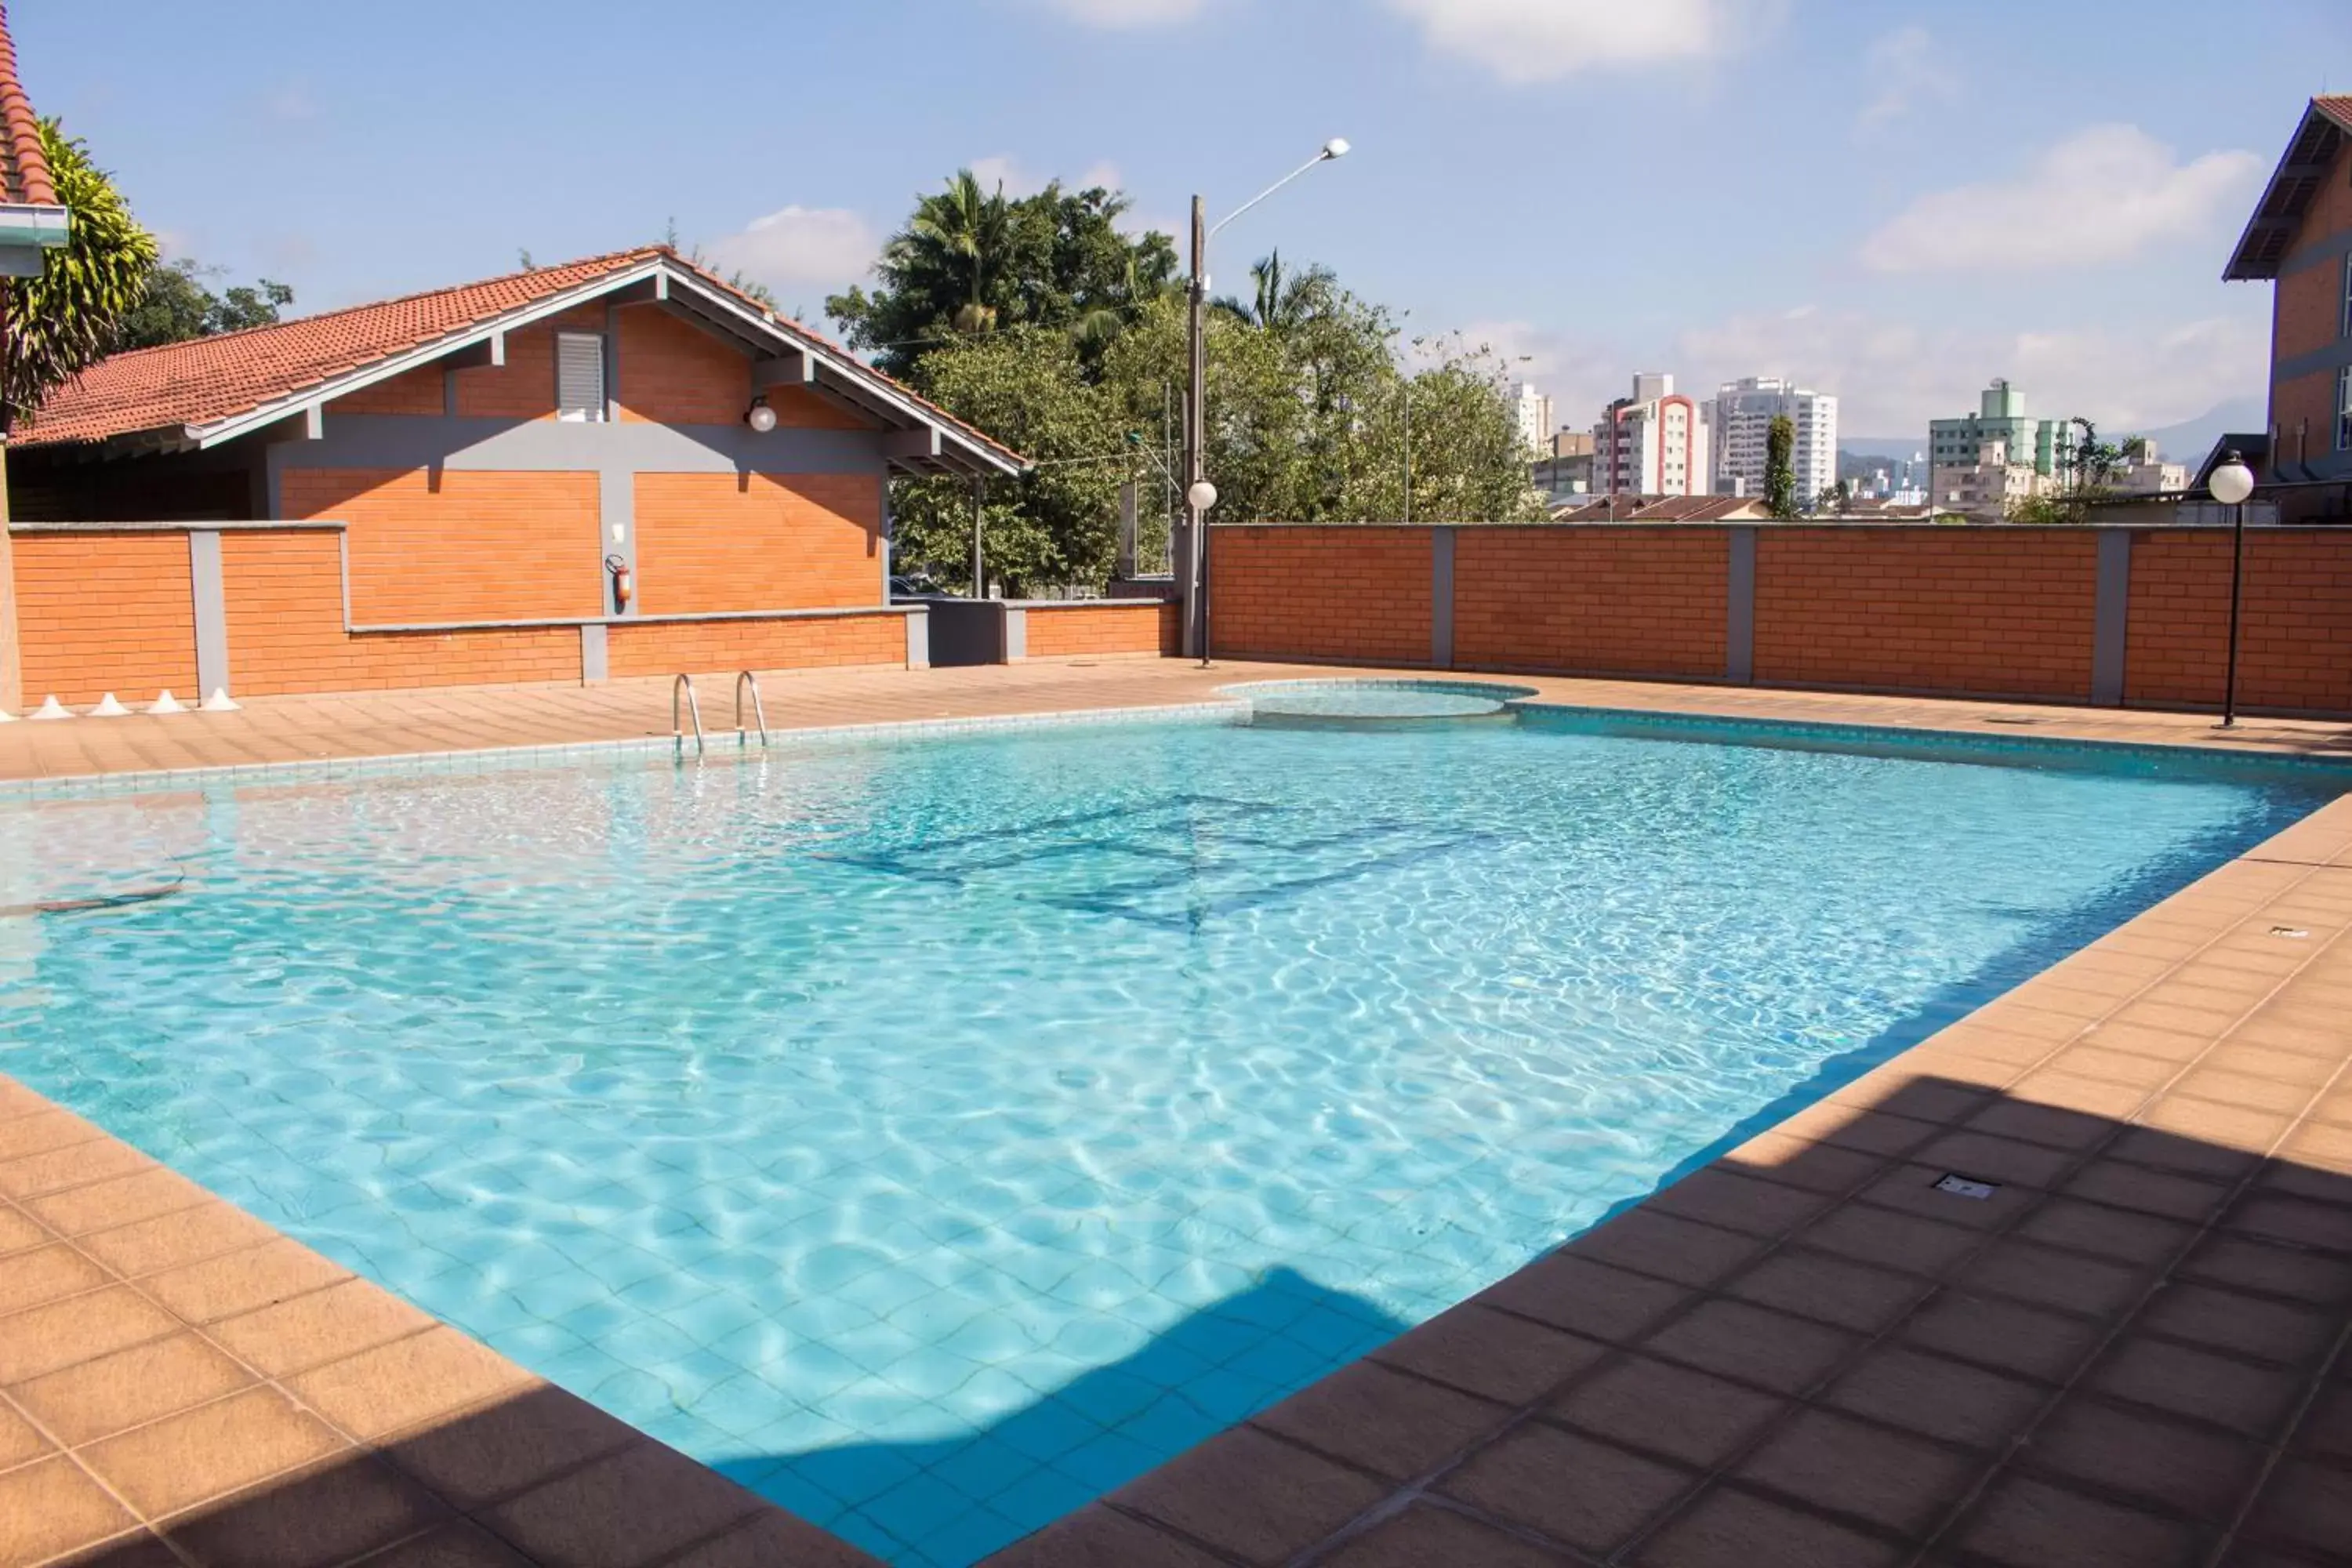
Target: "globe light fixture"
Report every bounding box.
[2208,452,2255,506]
[1186,480,1219,513]
[746,398,778,434]
[2209,448,2256,729]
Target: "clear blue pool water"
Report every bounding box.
[0,706,2338,1565]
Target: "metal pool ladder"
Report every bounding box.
[734,670,770,749]
[673,673,705,757]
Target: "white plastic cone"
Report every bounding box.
[147,690,189,715]
[200,688,241,713]
[28,695,72,720]
[0,707,15,723]
[89,692,132,717]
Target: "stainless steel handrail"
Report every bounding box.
[734,670,769,748]
[673,673,705,757]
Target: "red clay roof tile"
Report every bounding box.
[0,2,56,208]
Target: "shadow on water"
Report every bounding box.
[712,1265,1408,1567]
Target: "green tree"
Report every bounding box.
[1211,250,1337,333]
[1816,480,1851,516]
[2,119,157,431]
[1764,414,1798,518]
[828,173,1178,380]
[114,259,294,350]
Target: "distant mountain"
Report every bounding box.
[1839,396,2267,469]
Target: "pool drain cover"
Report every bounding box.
[1934,1173,1999,1201]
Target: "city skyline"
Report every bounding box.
[20,0,2346,439]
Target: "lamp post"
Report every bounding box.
[1183,137,1351,663]
[2208,449,2256,729]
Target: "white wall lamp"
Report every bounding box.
[746,396,779,434]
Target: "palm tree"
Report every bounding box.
[1211,250,1336,334]
[902,170,1014,336]
[2,119,156,433]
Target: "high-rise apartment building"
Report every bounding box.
[1712,377,1838,504]
[1929,379,2063,477]
[1512,382,1554,456]
[1592,373,1711,497]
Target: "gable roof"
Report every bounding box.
[24,247,1026,477]
[2223,96,2352,281]
[1549,495,1773,522]
[0,4,54,209]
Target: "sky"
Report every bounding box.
[21,0,2351,442]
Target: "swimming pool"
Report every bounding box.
[0,699,2340,1564]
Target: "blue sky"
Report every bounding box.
[22,0,2350,441]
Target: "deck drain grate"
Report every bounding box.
[1934,1173,1999,1200]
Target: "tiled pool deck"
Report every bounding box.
[2,659,2350,1567]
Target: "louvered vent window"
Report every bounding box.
[556,332,606,422]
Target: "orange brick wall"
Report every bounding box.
[1023,602,1175,659]
[607,612,904,677]
[2125,530,2352,713]
[281,468,603,626]
[2271,368,2340,472]
[1454,527,1726,677]
[332,365,444,417]
[218,530,579,696]
[763,386,878,432]
[452,307,606,420]
[1210,527,1432,664]
[1754,528,2100,699]
[633,472,882,614]
[618,308,748,426]
[12,532,198,706]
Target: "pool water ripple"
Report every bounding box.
[0,716,2336,1565]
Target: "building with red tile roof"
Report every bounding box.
[0,248,1073,712]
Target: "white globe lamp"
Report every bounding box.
[1186,480,1219,513]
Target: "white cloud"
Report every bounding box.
[968,155,1126,199]
[1461,304,2266,442]
[1383,0,1752,83]
[704,206,880,292]
[1860,124,2263,274]
[1036,0,1207,27]
[1858,26,1957,129]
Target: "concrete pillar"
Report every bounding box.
[1726,526,1757,684]
[1429,528,1455,670]
[2092,528,2132,706]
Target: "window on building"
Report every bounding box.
[556,332,607,422]
[2339,364,2352,452]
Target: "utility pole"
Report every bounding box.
[970,478,985,599]
[1183,195,1207,659]
[1402,378,1412,525]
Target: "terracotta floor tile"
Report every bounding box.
[1962,1098,2120,1152]
[0,1202,50,1258]
[138,1238,350,1325]
[475,1439,764,1568]
[1249,1359,1508,1480]
[1857,1162,2042,1233]
[0,1108,107,1164]
[2277,1120,2352,1178]
[342,1520,536,1568]
[1640,1298,1860,1396]
[1316,1503,1577,1567]
[0,1399,53,1471]
[1108,1426,1390,1568]
[80,1385,347,1519]
[0,1454,140,1564]
[1630,1484,1902,1568]
[1994,1069,2149,1120]
[1722,1249,1926,1334]
[2033,1047,2182,1091]
[12,1331,256,1447]
[2086,1336,2303,1439]
[1795,1202,1988,1279]
[2176,1234,2352,1308]
[1830,1076,1996,1127]
[1897,1290,2110,1384]
[2171,1069,2317,1117]
[1558,1208,1765,1289]
[1719,1132,1889,1195]
[627,1509,887,1568]
[2136,1283,2339,1367]
[74,1201,280,1281]
[1908,1131,2078,1191]
[1548,1354,1786,1469]
[1765,1105,1940,1161]
[1955,1239,2154,1319]
[210,1276,436,1379]
[1469,1252,1689,1345]
[2015,1197,2194,1266]
[24,1167,212,1238]
[2023,1398,2264,1522]
[2059,1160,2234,1222]
[2225,1192,2352,1254]
[0,1136,158,1201]
[1734,1407,1980,1539]
[289,1325,539,1446]
[1955,1474,2208,1568]
[1367,1304,1606,1406]
[377,1380,641,1512]
[2140,1097,2293,1156]
[1823,1345,2046,1450]
[1438,1422,1691,1554]
[2242,1456,2352,1560]
[1645,1168,1832,1240]
[159,1451,452,1568]
[0,1240,111,1316]
[0,1284,182,1385]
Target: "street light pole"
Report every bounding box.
[2208,448,2257,730]
[1182,138,1350,665]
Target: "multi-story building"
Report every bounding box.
[1932,435,2048,521]
[1929,380,2063,479]
[2224,96,2352,491]
[1592,373,1711,498]
[1512,382,1554,457]
[1530,436,1594,502]
[2112,438,2189,495]
[1711,377,1838,505]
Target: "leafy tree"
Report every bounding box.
[1211,250,1337,334]
[1816,480,1851,516]
[2,119,157,431]
[114,259,293,350]
[828,174,1178,380]
[1764,414,1797,518]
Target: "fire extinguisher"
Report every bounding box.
[605,554,633,610]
